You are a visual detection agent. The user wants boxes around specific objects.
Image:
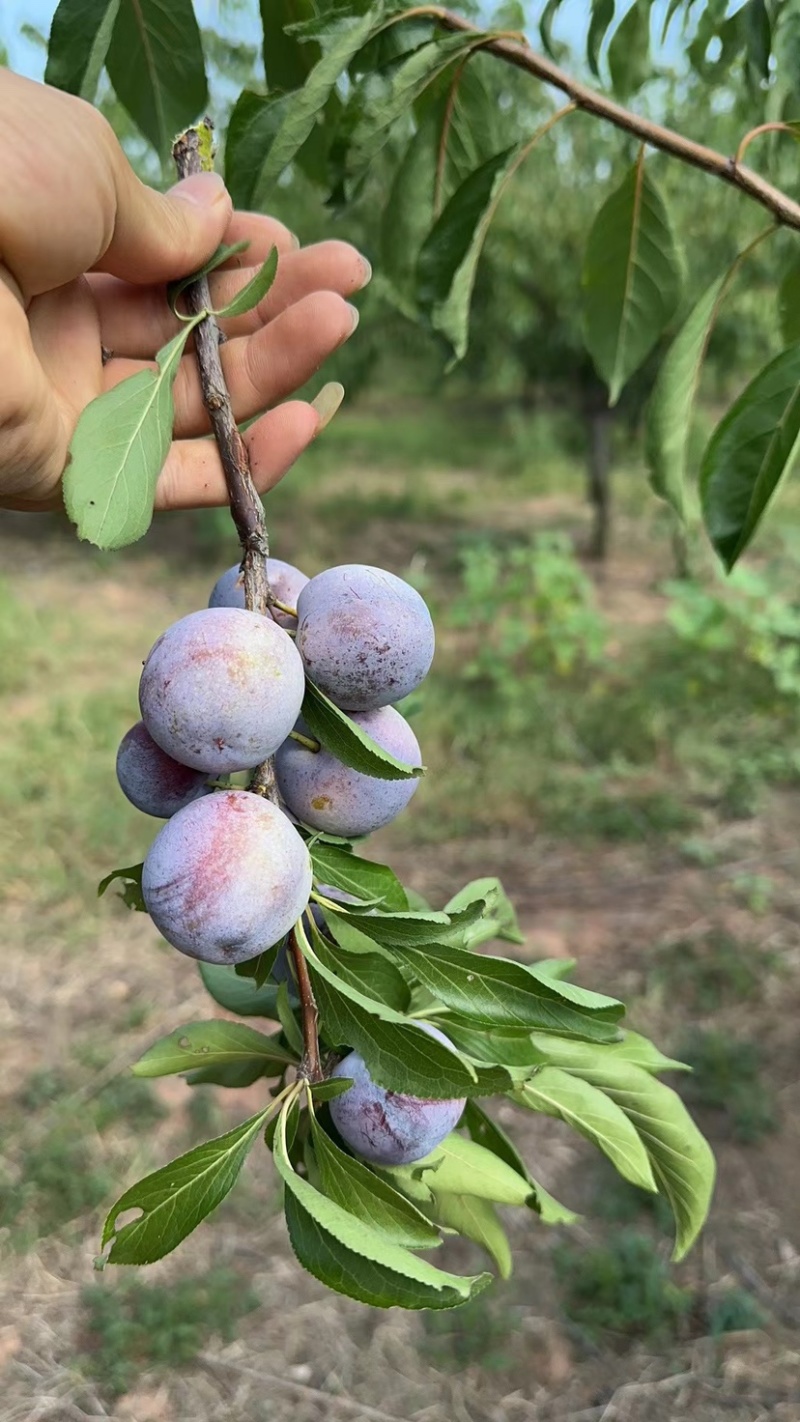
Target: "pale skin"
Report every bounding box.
[0,70,369,513]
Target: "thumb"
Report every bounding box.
[99,168,233,285]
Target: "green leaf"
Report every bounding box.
[105,0,208,155]
[444,877,524,944]
[534,1056,715,1258]
[185,1060,272,1089]
[97,862,145,912]
[398,1132,535,1205]
[309,1077,353,1103]
[608,0,652,98]
[63,321,197,551]
[540,0,565,57]
[234,941,281,989]
[700,342,800,569]
[518,1067,657,1192]
[587,0,615,75]
[198,961,280,1018]
[343,33,483,193]
[645,272,728,518]
[389,941,623,1041]
[440,1020,547,1068]
[778,256,800,345]
[418,145,518,364]
[462,1100,578,1224]
[261,0,320,91]
[301,680,424,781]
[225,90,290,208]
[248,7,384,209]
[212,248,279,320]
[101,1109,269,1264]
[317,925,412,1013]
[276,981,305,1057]
[167,240,250,317]
[132,1021,296,1078]
[427,1192,511,1278]
[582,151,682,404]
[309,1115,441,1248]
[275,1103,491,1308]
[310,842,408,911]
[742,0,771,80]
[335,902,486,950]
[45,0,121,101]
[532,1031,690,1076]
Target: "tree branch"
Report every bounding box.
[407,6,800,233]
[290,926,323,1083]
[172,122,271,616]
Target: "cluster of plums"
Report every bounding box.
[115,557,460,1164]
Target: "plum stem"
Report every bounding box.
[172,120,272,619]
[289,926,324,1083]
[289,730,321,753]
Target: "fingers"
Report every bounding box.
[154,400,320,511]
[221,211,299,266]
[104,291,358,437]
[99,169,234,285]
[92,239,369,357]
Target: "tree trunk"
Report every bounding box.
[586,407,612,561]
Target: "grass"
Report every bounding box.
[553,1232,694,1345]
[650,929,776,1013]
[80,1269,260,1399]
[677,1029,779,1144]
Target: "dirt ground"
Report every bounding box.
[1,517,799,1422]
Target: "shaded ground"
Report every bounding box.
[1,470,799,1421]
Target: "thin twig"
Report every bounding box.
[289,926,323,1082]
[402,7,800,233]
[172,122,271,617]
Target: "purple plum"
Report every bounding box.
[329,1025,466,1166]
[296,564,435,711]
[209,558,309,630]
[274,707,421,836]
[139,607,305,775]
[142,790,312,964]
[116,720,211,819]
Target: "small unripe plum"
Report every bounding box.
[296,564,435,711]
[142,790,312,964]
[275,707,421,836]
[116,720,211,818]
[329,1025,465,1166]
[139,607,305,774]
[209,558,309,630]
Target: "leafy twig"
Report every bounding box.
[172,120,271,616]
[290,925,323,1083]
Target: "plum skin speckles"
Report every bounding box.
[296,564,434,711]
[142,790,312,965]
[329,1026,466,1166]
[116,720,211,819]
[209,558,309,630]
[274,707,421,837]
[139,607,305,775]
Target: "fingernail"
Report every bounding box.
[346,302,360,333]
[289,231,301,250]
[312,382,345,431]
[358,255,372,288]
[170,171,229,208]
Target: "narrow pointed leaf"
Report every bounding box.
[778,256,800,345]
[260,0,319,91]
[309,1115,441,1248]
[213,248,278,320]
[700,343,800,569]
[63,322,196,550]
[519,1067,657,1191]
[101,1109,269,1264]
[462,1099,578,1223]
[429,1192,512,1277]
[587,0,615,75]
[274,1106,490,1308]
[132,1021,296,1078]
[301,680,424,781]
[397,1132,535,1205]
[540,0,566,57]
[445,877,524,944]
[608,0,652,98]
[45,0,121,100]
[249,7,384,209]
[646,272,728,517]
[582,152,682,404]
[532,1030,690,1076]
[105,0,208,155]
[168,240,250,316]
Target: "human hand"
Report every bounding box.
[0,70,369,513]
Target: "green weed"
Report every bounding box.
[80,1269,260,1399]
[677,1030,779,1143]
[421,1291,521,1372]
[554,1232,693,1344]
[651,930,773,1013]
